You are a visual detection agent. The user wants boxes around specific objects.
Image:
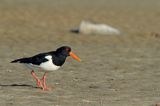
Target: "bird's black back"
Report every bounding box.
[11,51,67,66]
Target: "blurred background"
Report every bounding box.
[0,0,160,106]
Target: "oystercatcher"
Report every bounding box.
[11,46,81,91]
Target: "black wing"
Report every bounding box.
[11,52,53,65]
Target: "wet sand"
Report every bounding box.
[0,0,160,106]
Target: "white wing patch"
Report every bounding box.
[45,55,52,60]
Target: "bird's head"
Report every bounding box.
[56,46,81,62]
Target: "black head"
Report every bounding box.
[56,46,71,57]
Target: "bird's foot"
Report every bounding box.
[36,79,43,87]
[42,86,52,91]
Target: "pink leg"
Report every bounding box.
[31,70,42,88]
[41,72,50,91]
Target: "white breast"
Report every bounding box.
[39,55,60,71]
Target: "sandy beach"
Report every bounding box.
[0,0,160,106]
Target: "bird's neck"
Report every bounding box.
[52,53,67,66]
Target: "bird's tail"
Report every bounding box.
[11,58,30,63]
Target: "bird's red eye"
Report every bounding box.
[66,48,71,52]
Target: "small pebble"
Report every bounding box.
[55,82,60,85]
[6,69,13,73]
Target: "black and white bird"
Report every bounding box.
[11,46,81,91]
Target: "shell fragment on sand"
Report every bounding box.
[71,20,121,35]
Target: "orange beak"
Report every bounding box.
[69,52,81,62]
